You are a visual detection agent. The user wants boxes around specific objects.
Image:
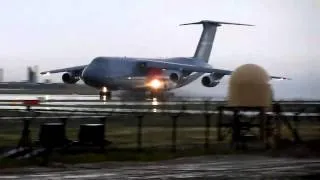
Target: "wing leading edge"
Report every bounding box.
[40,65,87,75]
[143,60,291,80]
[40,60,290,80]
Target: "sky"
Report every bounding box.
[0,0,319,99]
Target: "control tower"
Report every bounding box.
[27,66,39,83]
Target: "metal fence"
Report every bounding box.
[0,100,320,163]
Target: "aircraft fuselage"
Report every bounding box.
[81,56,211,91]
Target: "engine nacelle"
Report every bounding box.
[201,73,225,87]
[163,70,182,83]
[62,72,80,84]
[169,72,182,83]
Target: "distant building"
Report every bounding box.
[0,68,3,82]
[33,65,39,83]
[27,66,39,83]
[27,67,33,83]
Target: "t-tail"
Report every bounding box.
[180,20,254,62]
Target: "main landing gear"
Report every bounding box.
[147,90,165,101]
[99,87,111,101]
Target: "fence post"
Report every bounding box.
[265,114,272,149]
[204,113,211,150]
[259,109,265,141]
[100,117,107,137]
[204,100,209,112]
[231,109,240,149]
[99,117,108,150]
[171,115,179,153]
[272,103,282,149]
[217,106,223,141]
[17,119,32,148]
[292,114,302,144]
[137,115,144,151]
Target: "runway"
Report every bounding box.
[0,94,320,117]
[1,155,320,179]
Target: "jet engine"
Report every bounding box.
[62,72,80,84]
[201,73,225,87]
[169,72,182,83]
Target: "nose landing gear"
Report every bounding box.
[147,90,165,101]
[99,87,111,100]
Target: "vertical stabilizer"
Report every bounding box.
[180,20,254,62]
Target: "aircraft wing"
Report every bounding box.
[269,76,291,80]
[144,60,229,74]
[40,65,87,75]
[144,60,291,80]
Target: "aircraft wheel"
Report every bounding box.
[99,88,111,100]
[149,91,163,100]
[99,92,111,100]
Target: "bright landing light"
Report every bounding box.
[149,79,162,89]
[102,87,107,93]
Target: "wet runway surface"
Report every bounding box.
[1,94,320,117]
[1,155,320,179]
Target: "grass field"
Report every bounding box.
[1,111,319,148]
[1,108,320,168]
[0,113,219,148]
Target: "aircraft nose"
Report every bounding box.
[81,67,94,82]
[81,64,105,87]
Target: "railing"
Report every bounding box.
[0,99,319,165]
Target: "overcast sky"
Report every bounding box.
[0,0,319,99]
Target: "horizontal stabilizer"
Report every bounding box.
[180,20,254,27]
[270,76,292,80]
[181,20,254,62]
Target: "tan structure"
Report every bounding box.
[227,64,273,107]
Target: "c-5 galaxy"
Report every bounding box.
[41,20,289,99]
